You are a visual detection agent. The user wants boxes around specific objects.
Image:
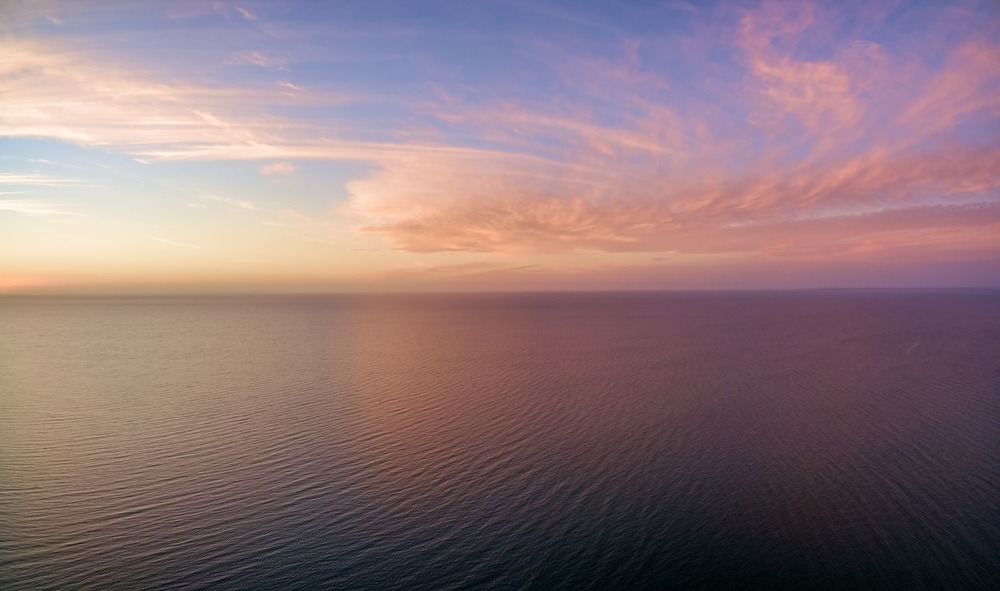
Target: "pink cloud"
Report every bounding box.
[739,1,863,132]
[347,0,1000,263]
[229,50,285,69]
[896,39,1000,139]
[352,137,999,255]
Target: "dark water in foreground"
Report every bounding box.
[1,291,998,590]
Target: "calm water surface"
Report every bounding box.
[1,291,998,589]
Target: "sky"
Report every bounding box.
[1,0,998,293]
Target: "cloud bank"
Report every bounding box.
[348,1,999,260]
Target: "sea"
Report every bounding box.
[1,290,998,590]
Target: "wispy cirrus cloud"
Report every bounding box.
[1,39,264,148]
[0,36,359,156]
[0,199,80,216]
[0,36,497,170]
[228,50,286,70]
[738,2,863,134]
[346,0,1000,259]
[201,194,258,210]
[234,6,258,21]
[0,172,84,186]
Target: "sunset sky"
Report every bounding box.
[2,0,998,293]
